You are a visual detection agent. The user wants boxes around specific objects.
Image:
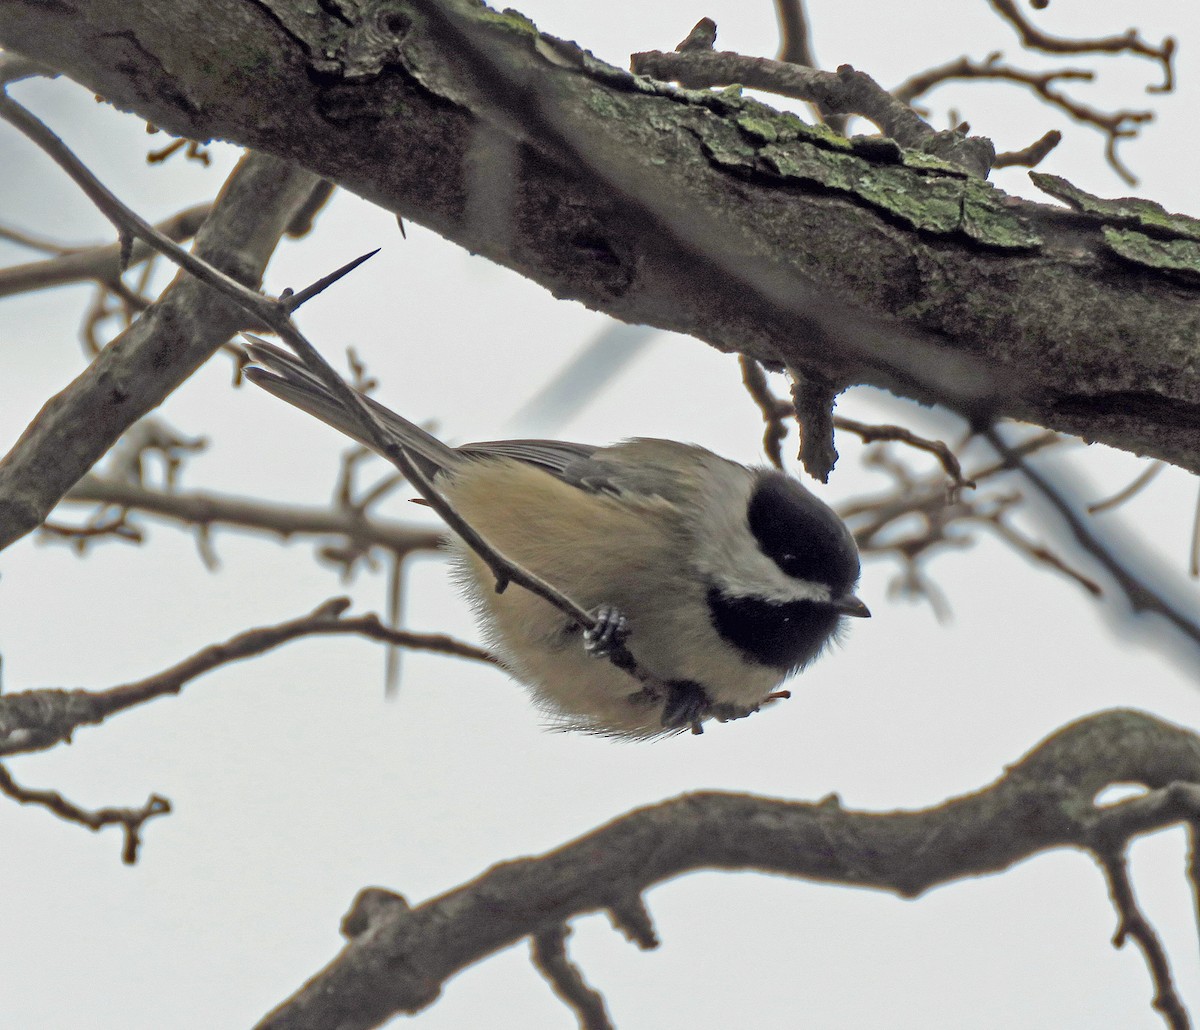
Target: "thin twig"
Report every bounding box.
[0,115,319,551]
[987,515,1103,596]
[893,51,1152,186]
[1088,462,1164,515]
[607,896,659,950]
[384,551,405,697]
[738,355,788,468]
[0,93,629,692]
[0,598,494,758]
[0,204,212,300]
[61,474,444,558]
[993,130,1061,169]
[774,0,815,67]
[986,0,1174,93]
[0,222,73,254]
[1096,848,1190,1030]
[1191,483,1200,579]
[0,763,170,864]
[530,925,614,1030]
[1189,822,1200,957]
[630,48,994,176]
[0,94,281,312]
[39,512,143,550]
[982,426,1200,647]
[835,416,974,499]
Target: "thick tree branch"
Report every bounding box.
[0,0,1194,473]
[255,709,1200,1030]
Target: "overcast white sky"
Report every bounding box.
[1,2,1198,1028]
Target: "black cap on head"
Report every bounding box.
[746,472,860,594]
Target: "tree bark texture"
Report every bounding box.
[1,0,1197,473]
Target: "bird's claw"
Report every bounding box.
[584,605,629,659]
[660,680,711,734]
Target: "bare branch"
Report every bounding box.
[145,135,211,166]
[735,360,971,496]
[0,598,494,758]
[2,1,1195,472]
[0,51,54,86]
[630,47,995,177]
[838,434,1104,608]
[0,203,210,299]
[530,925,614,1030]
[0,109,319,550]
[774,0,815,67]
[0,763,170,864]
[0,94,279,302]
[674,18,716,55]
[738,355,789,469]
[38,509,143,551]
[791,370,839,482]
[284,179,336,239]
[985,0,1175,93]
[892,53,1152,185]
[1097,846,1191,1030]
[60,474,444,557]
[1088,462,1164,515]
[255,710,1200,1030]
[993,129,1061,169]
[1191,483,1200,579]
[19,116,640,707]
[606,896,659,950]
[834,417,974,499]
[986,514,1103,597]
[982,426,1200,649]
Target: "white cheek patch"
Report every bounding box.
[687,459,832,604]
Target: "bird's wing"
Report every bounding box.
[245,340,649,494]
[456,439,600,480]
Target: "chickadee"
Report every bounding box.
[245,342,869,738]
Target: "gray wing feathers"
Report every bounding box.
[244,340,460,474]
[245,340,614,487]
[457,439,598,477]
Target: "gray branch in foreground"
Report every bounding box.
[0,147,320,551]
[0,1,1195,474]
[256,709,1200,1030]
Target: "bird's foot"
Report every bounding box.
[660,680,712,735]
[584,605,630,660]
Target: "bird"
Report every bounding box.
[244,340,869,738]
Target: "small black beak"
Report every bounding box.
[833,594,871,618]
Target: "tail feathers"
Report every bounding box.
[243,339,461,475]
